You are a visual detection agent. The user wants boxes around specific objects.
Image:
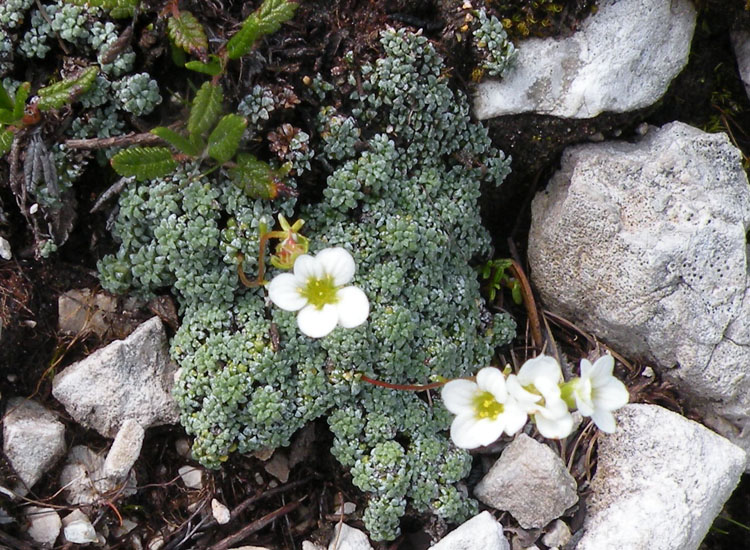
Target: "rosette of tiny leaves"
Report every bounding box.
[50,1,91,44]
[0,30,14,76]
[112,73,162,116]
[90,20,135,76]
[18,7,53,59]
[317,106,360,162]
[100,28,514,541]
[0,0,34,30]
[474,9,516,78]
[238,85,275,125]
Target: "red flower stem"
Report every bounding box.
[359,375,447,391]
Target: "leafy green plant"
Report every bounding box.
[0,66,99,155]
[62,0,140,18]
[480,258,523,304]
[164,0,298,77]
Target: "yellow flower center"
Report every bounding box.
[473,391,505,420]
[300,275,339,309]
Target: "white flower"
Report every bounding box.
[508,354,574,439]
[267,247,370,338]
[570,354,629,433]
[441,367,528,449]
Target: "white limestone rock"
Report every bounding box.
[52,317,179,437]
[178,465,203,489]
[103,419,145,481]
[211,499,231,525]
[3,398,66,494]
[62,509,98,544]
[328,523,373,550]
[577,404,746,550]
[429,511,509,550]
[541,519,571,548]
[25,506,61,547]
[731,29,750,100]
[474,0,696,119]
[59,445,136,505]
[0,236,11,260]
[474,434,577,529]
[528,122,750,465]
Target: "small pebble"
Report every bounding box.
[212,499,231,525]
[175,438,191,457]
[178,465,203,489]
[0,237,11,260]
[62,510,97,544]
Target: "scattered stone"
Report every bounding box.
[25,506,61,547]
[175,438,191,457]
[59,445,137,505]
[528,122,750,465]
[264,451,290,483]
[474,0,696,119]
[52,317,180,438]
[731,29,750,100]
[474,434,577,529]
[328,523,373,550]
[0,236,11,260]
[62,510,98,544]
[211,499,231,525]
[58,289,117,338]
[541,520,571,548]
[334,502,357,516]
[3,398,66,494]
[113,519,139,537]
[429,511,510,550]
[103,419,144,481]
[178,465,203,489]
[577,404,746,550]
[289,423,316,469]
[302,542,326,550]
[229,547,273,550]
[252,447,275,461]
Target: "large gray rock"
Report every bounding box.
[3,398,66,494]
[528,122,750,466]
[577,404,745,550]
[429,512,509,550]
[474,434,577,529]
[473,0,696,119]
[52,317,179,437]
[731,29,750,100]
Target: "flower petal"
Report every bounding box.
[593,379,630,410]
[441,379,479,415]
[296,303,338,338]
[591,409,617,433]
[267,273,306,311]
[534,411,574,439]
[589,354,615,385]
[476,367,507,402]
[316,247,356,286]
[517,354,562,386]
[506,374,540,408]
[293,254,323,280]
[450,414,503,449]
[501,402,528,436]
[336,286,370,328]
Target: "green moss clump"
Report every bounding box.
[99,28,515,541]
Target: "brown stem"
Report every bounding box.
[360,374,446,392]
[509,258,544,350]
[64,132,163,150]
[208,500,302,550]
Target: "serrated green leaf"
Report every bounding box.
[0,109,18,125]
[13,82,30,120]
[188,81,223,137]
[37,66,98,112]
[167,10,208,58]
[185,55,223,76]
[62,0,138,18]
[151,126,202,157]
[110,147,178,181]
[229,153,280,199]
[207,114,247,164]
[0,85,13,111]
[226,0,297,59]
[255,0,298,34]
[0,130,13,156]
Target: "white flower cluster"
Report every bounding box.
[441,354,629,449]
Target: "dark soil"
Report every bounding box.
[1,0,750,549]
